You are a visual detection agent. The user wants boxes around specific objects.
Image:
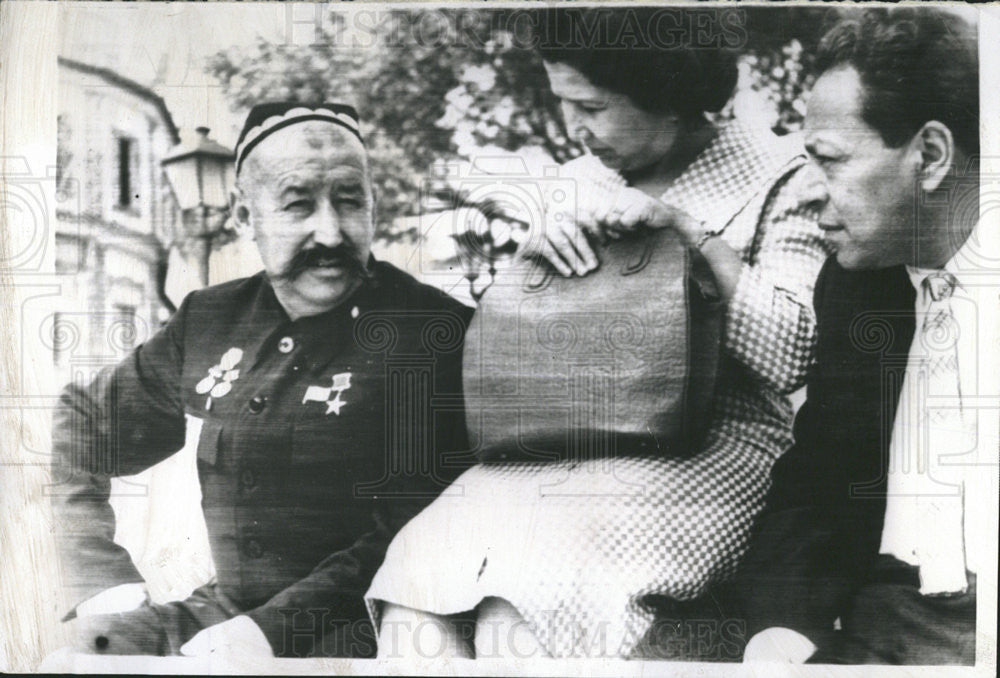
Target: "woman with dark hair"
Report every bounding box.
[365,7,831,658]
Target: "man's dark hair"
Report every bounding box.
[816,8,979,156]
[532,7,740,121]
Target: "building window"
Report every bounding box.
[55,234,87,274]
[117,137,138,208]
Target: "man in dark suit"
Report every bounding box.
[737,8,990,664]
[48,103,472,660]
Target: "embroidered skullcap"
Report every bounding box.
[235,103,363,174]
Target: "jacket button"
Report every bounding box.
[278,336,295,353]
[248,396,266,414]
[243,538,264,559]
[240,468,257,491]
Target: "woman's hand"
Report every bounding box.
[587,187,745,303]
[592,187,704,244]
[517,200,600,277]
[518,185,707,277]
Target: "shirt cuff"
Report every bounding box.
[74,583,148,618]
[744,627,818,663]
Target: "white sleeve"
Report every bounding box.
[74,583,148,617]
[743,627,818,663]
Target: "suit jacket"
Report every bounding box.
[51,261,473,656]
[734,257,916,646]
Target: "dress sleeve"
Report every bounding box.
[722,165,831,394]
[51,295,190,612]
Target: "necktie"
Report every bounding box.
[914,271,969,595]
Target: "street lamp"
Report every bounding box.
[161,126,234,286]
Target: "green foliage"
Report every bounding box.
[736,6,829,135]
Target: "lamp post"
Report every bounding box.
[161,126,234,287]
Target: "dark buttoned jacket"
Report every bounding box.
[734,258,916,646]
[51,261,473,655]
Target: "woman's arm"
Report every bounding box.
[596,169,829,394]
[713,168,830,394]
[663,167,829,394]
[514,166,829,394]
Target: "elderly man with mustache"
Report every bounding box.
[48,103,472,660]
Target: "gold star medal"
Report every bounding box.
[302,371,353,416]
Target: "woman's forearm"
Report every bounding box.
[662,207,742,303]
[688,234,742,303]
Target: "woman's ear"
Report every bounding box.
[229,187,253,240]
[916,121,954,193]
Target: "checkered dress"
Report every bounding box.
[365,123,832,657]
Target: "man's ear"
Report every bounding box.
[229,186,253,240]
[916,121,954,193]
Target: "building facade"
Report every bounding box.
[54,57,182,387]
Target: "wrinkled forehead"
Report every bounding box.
[241,121,369,185]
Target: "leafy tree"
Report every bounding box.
[207,9,572,242]
[206,6,831,242]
